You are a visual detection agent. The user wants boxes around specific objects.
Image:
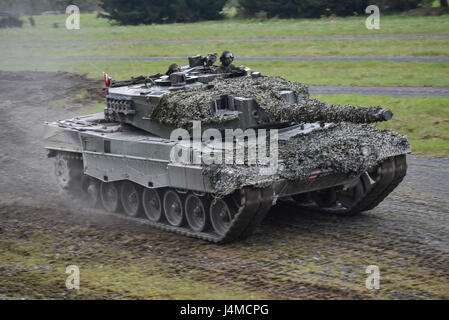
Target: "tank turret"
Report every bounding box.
[150,76,394,132]
[104,63,393,139]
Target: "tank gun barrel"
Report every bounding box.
[275,99,394,125]
[321,105,394,123]
[373,108,393,121]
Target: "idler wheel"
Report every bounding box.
[163,190,185,227]
[185,193,209,232]
[82,176,100,207]
[100,182,122,213]
[121,181,142,217]
[337,172,371,209]
[142,188,163,222]
[210,198,234,237]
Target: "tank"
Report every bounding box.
[43,53,410,243]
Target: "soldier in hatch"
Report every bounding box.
[217,51,247,76]
[165,63,181,75]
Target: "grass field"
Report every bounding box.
[2,13,449,87]
[1,13,448,156]
[5,38,449,58]
[2,14,449,42]
[2,60,449,88]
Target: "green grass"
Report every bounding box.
[314,95,449,157]
[3,38,449,59]
[1,13,448,88]
[246,61,449,87]
[2,60,448,87]
[78,102,105,115]
[2,14,449,44]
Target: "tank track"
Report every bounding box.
[295,155,407,215]
[360,155,407,211]
[53,152,407,241]
[53,151,274,244]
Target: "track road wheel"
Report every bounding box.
[163,189,185,227]
[210,198,235,237]
[82,176,100,207]
[100,181,122,213]
[142,188,163,222]
[121,181,142,217]
[185,193,209,232]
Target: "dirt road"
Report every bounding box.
[0,71,448,299]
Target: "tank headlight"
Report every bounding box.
[361,146,371,156]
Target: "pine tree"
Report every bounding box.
[99,0,227,25]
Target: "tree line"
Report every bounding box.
[98,0,227,25]
[99,0,448,25]
[0,0,447,24]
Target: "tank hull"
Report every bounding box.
[45,113,409,197]
[44,112,409,243]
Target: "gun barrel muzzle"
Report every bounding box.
[375,108,393,121]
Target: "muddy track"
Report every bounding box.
[0,71,448,299]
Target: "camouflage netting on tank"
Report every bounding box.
[150,76,390,129]
[202,122,410,196]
